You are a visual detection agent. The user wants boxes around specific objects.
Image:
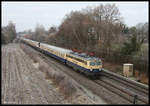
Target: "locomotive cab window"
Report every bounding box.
[96,61,101,65]
[90,62,96,66]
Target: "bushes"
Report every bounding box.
[58,77,77,99]
[97,46,148,74]
[2,21,17,44]
[21,43,77,99]
[20,44,38,63]
[2,34,6,44]
[39,63,77,99]
[130,56,148,74]
[46,69,77,99]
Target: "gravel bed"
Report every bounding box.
[20,43,136,104]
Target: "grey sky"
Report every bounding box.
[2,2,148,32]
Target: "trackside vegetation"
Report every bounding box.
[2,4,148,76]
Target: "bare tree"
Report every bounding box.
[32,24,47,42]
[136,22,148,43]
[86,4,122,56]
[55,4,123,55]
[2,21,17,44]
[48,26,57,34]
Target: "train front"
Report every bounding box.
[87,57,102,76]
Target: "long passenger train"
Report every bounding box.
[20,37,102,77]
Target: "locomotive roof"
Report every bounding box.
[70,52,101,61]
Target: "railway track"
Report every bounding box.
[97,69,149,104]
[94,80,134,103]
[22,43,149,104]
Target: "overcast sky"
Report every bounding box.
[2,2,148,32]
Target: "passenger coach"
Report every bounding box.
[20,37,102,77]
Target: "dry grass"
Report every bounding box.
[20,44,77,99]
[20,44,38,63]
[44,66,77,99]
[58,78,77,99]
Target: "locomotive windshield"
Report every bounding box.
[90,62,96,66]
[96,61,101,65]
[90,61,101,66]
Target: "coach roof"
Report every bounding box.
[41,43,72,54]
